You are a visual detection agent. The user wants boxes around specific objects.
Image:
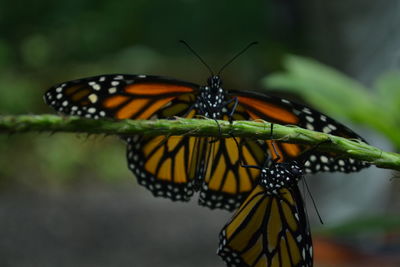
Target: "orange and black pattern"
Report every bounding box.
[218,159,312,267]
[44,74,369,211]
[124,90,267,210]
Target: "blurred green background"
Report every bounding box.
[1,1,400,266]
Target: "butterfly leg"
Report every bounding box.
[209,118,222,143]
[222,97,238,123]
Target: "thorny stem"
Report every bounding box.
[0,114,399,171]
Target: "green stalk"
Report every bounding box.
[0,114,399,171]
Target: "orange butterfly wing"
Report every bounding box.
[218,185,312,267]
[230,90,369,173]
[44,74,198,120]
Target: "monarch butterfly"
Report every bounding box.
[43,49,369,211]
[217,144,312,267]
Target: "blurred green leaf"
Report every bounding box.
[375,71,400,120]
[264,55,373,122]
[263,55,400,149]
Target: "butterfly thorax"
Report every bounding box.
[260,161,303,194]
[195,75,227,119]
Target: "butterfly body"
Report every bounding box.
[218,159,313,267]
[261,160,303,194]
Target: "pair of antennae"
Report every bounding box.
[179,40,258,76]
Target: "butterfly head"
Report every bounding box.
[260,161,303,192]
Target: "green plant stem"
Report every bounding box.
[0,114,399,171]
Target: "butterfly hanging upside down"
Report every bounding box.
[43,45,369,211]
[218,144,313,267]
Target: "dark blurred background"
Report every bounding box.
[1,0,400,266]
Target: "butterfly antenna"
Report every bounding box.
[217,41,258,76]
[303,177,324,224]
[179,40,214,76]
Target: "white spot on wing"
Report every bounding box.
[328,124,337,130]
[306,116,314,122]
[320,155,328,163]
[306,123,314,130]
[302,107,312,114]
[92,84,101,90]
[323,126,331,133]
[88,93,98,103]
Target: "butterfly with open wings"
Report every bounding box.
[44,44,369,211]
